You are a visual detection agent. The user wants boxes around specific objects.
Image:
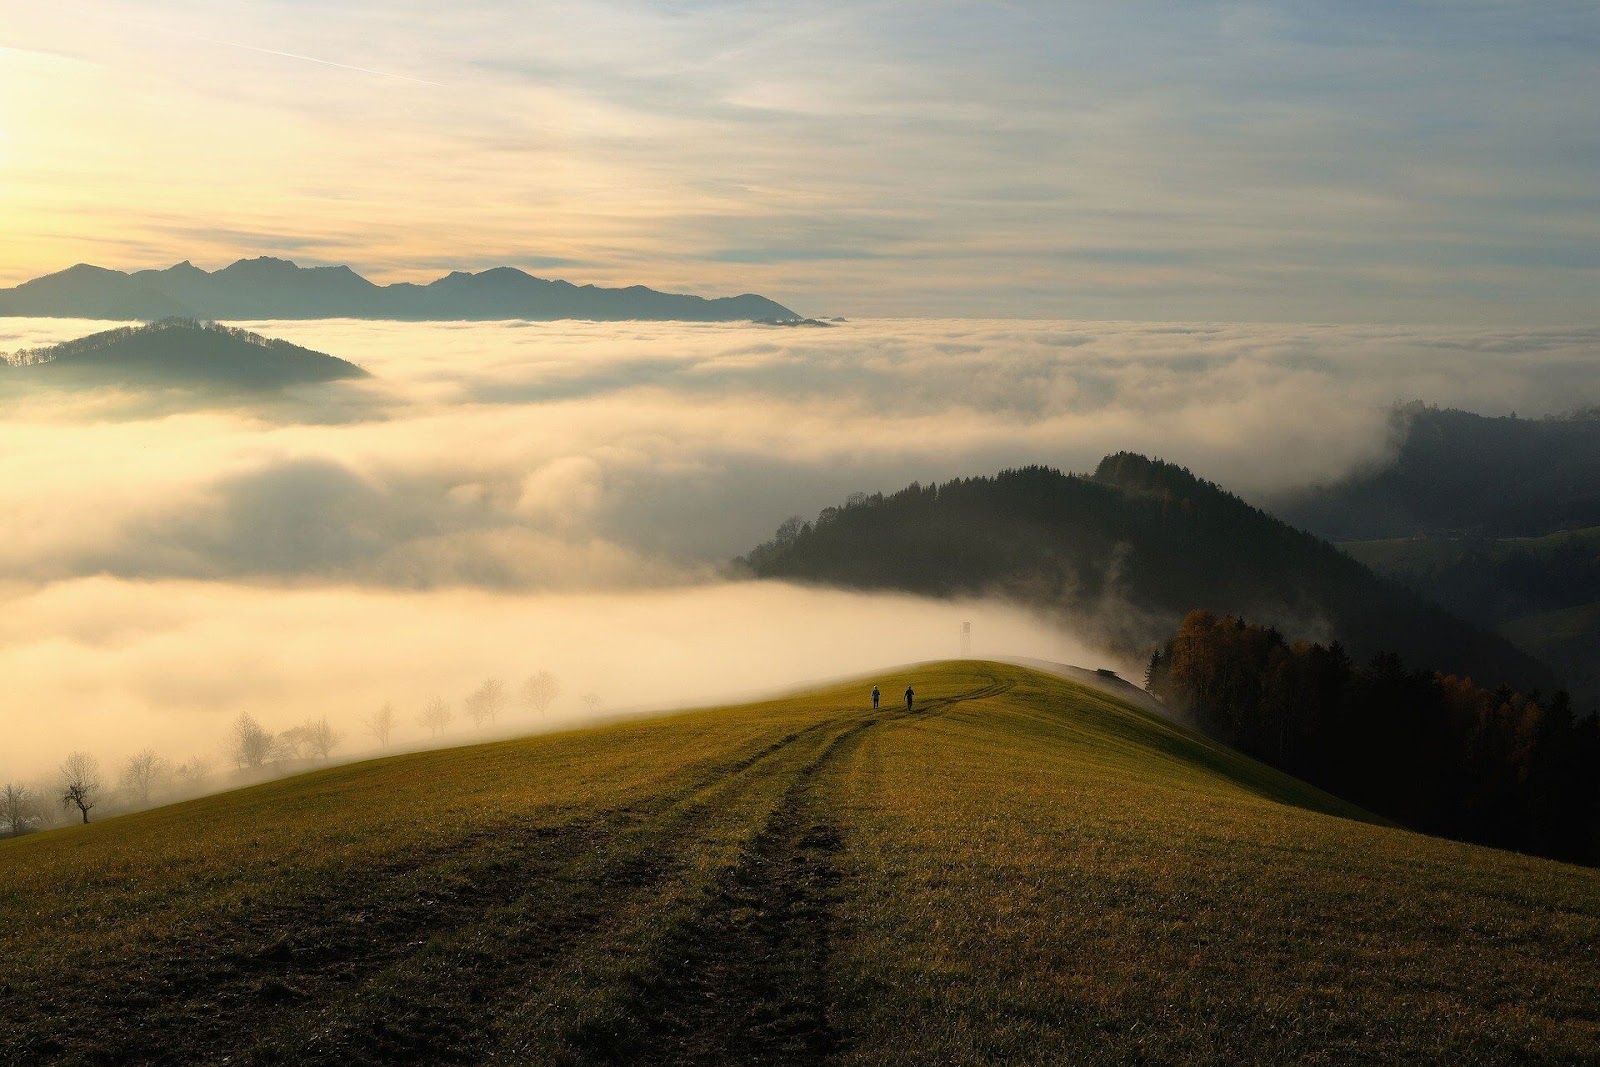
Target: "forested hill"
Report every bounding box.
[1272,404,1600,540]
[6,319,368,389]
[742,456,1557,693]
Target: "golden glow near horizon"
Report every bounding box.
[0,1,1596,321]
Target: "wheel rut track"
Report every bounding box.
[7,676,1011,1067]
[4,723,836,1067]
[235,718,859,1066]
[577,672,1014,1067]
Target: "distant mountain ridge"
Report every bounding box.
[0,258,799,322]
[6,318,367,389]
[741,456,1558,695]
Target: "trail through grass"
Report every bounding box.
[1,663,1595,1066]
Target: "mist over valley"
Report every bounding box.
[3,314,1598,791]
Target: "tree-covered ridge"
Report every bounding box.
[741,457,1557,694]
[5,318,368,388]
[1146,610,1600,866]
[9,319,345,365]
[1275,403,1600,540]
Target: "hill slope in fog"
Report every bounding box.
[742,457,1557,694]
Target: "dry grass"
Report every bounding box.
[1,662,1595,1065]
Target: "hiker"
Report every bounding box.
[871,685,880,710]
[904,684,914,711]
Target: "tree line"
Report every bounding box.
[1145,610,1600,865]
[2,670,580,836]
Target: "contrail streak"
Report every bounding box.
[70,7,446,86]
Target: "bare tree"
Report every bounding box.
[59,751,100,824]
[520,670,561,717]
[2,782,42,836]
[118,750,171,807]
[172,756,212,794]
[365,703,397,749]
[230,712,277,770]
[277,724,313,761]
[464,677,509,730]
[417,697,453,738]
[306,716,343,760]
[580,692,603,715]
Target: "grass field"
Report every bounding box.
[1339,526,1600,571]
[1501,599,1600,662]
[2,662,1596,1065]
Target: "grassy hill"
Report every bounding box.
[2,663,1596,1065]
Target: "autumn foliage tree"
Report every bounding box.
[1148,610,1600,864]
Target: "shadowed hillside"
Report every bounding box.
[6,318,368,389]
[741,458,1558,694]
[2,662,1595,1065]
[1291,406,1600,704]
[1275,404,1600,541]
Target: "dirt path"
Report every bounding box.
[565,674,1013,1067]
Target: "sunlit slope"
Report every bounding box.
[2,663,1595,1066]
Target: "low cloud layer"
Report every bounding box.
[2,315,1598,786]
[4,317,1599,586]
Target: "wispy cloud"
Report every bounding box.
[0,1,1594,320]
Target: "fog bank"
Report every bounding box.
[3,315,1598,791]
[0,577,1101,785]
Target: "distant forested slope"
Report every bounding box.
[1274,404,1600,540]
[7,318,367,389]
[742,456,1558,694]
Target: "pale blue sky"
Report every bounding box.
[0,0,1595,321]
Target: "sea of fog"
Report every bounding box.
[2,316,1598,785]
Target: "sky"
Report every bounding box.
[1,1,1596,321]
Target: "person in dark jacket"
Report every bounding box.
[871,685,880,710]
[904,685,914,711]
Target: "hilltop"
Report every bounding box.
[2,663,1593,1065]
[5,319,369,390]
[741,457,1557,694]
[0,257,799,322]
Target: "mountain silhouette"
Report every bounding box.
[0,258,798,322]
[7,319,369,389]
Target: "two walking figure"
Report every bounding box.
[870,684,913,711]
